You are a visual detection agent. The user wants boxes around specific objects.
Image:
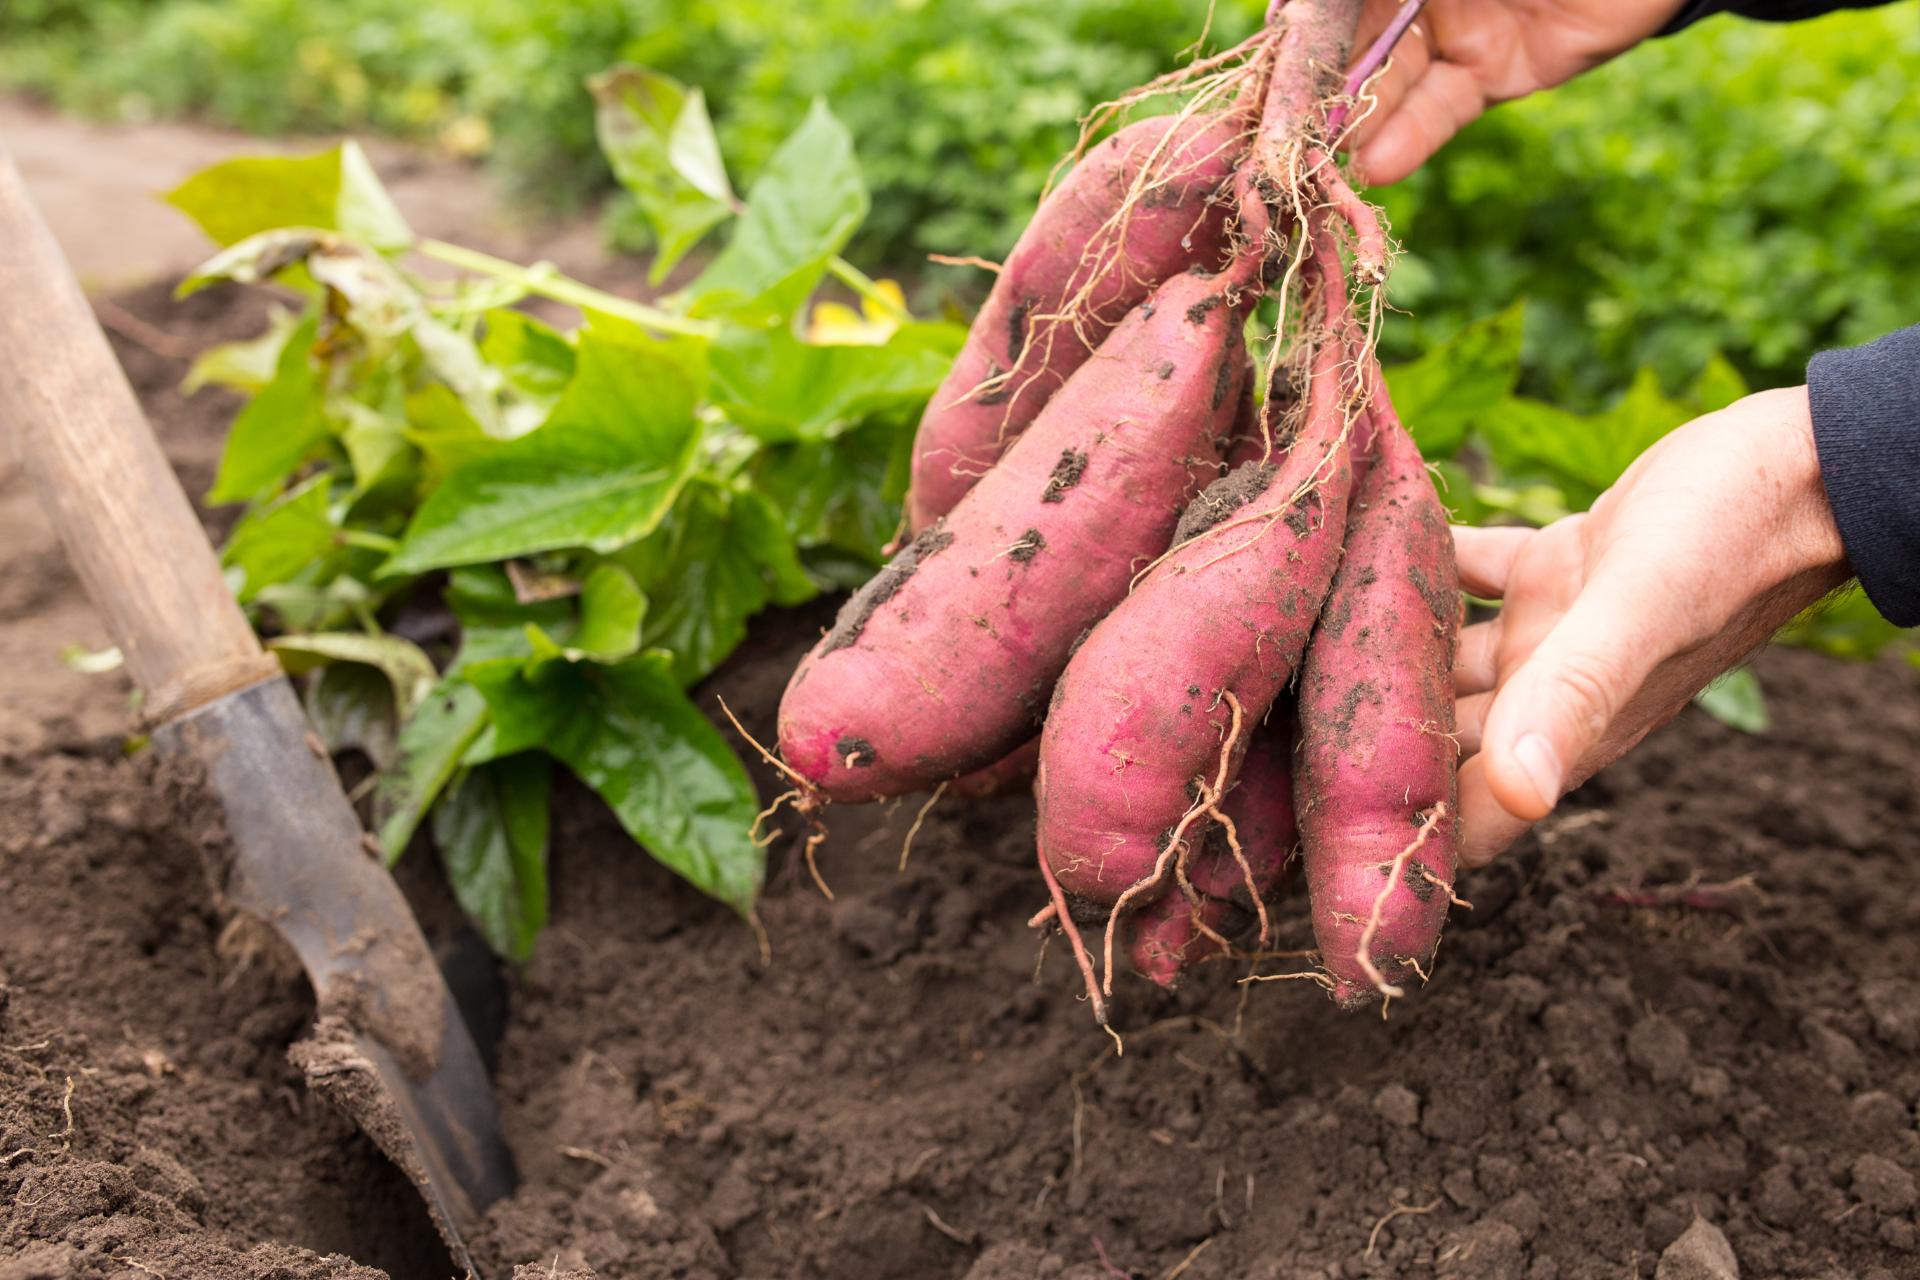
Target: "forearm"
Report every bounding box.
[1808,324,1920,626]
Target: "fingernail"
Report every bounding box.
[1512,733,1564,809]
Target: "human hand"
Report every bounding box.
[1345,0,1688,183]
[1450,386,1853,865]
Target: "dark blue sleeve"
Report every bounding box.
[1661,0,1901,33]
[1809,326,1920,627]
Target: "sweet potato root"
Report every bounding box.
[1125,715,1298,985]
[1034,321,1353,928]
[780,268,1252,801]
[1294,408,1461,1007]
[905,111,1244,531]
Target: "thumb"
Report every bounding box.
[1477,568,1669,823]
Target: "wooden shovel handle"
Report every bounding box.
[0,150,267,709]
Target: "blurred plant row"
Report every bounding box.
[6,2,1916,408]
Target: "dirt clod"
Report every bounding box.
[1656,1217,1739,1280]
[1626,1013,1693,1085]
[820,524,953,654]
[1173,462,1274,544]
[1371,1083,1420,1129]
[1853,1153,1919,1213]
[1042,448,1089,503]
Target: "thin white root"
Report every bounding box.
[1101,693,1246,995]
[1353,803,1447,999]
[899,783,947,872]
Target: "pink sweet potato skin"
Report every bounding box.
[1125,715,1299,985]
[1294,418,1460,1008]
[947,737,1040,799]
[779,270,1250,801]
[1036,338,1353,904]
[905,112,1242,531]
[945,369,1256,802]
[1188,716,1298,904]
[1126,891,1233,987]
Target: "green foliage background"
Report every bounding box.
[7,2,1916,951]
[6,2,1916,406]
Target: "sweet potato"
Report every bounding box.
[1034,328,1353,927]
[1125,715,1298,985]
[905,112,1243,531]
[780,268,1252,801]
[1293,411,1460,1007]
[947,737,1040,800]
[943,360,1258,805]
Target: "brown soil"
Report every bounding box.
[6,277,1920,1280]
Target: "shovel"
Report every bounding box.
[0,152,515,1274]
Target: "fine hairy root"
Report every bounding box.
[1098,691,1248,996]
[1036,843,1108,1026]
[1352,803,1447,1000]
[720,696,836,900]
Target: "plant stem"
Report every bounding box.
[826,256,909,321]
[416,238,718,338]
[1327,0,1428,135]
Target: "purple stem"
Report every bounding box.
[1326,0,1428,134]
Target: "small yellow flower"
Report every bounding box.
[807,279,908,346]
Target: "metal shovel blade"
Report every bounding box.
[156,676,516,1274]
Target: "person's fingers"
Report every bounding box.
[1343,22,1435,150]
[1456,753,1533,868]
[1350,59,1487,185]
[1454,690,1492,757]
[1474,564,1671,823]
[1451,524,1534,599]
[1453,617,1502,695]
[1349,0,1406,50]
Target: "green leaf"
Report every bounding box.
[250,576,377,634]
[434,756,551,962]
[1382,302,1524,459]
[306,662,399,767]
[1481,369,1695,511]
[751,414,914,568]
[374,675,491,862]
[614,483,813,686]
[166,141,410,252]
[572,564,647,661]
[183,306,302,395]
[187,235,503,436]
[710,320,963,442]
[207,314,327,504]
[480,309,577,406]
[179,228,327,298]
[219,472,336,601]
[1693,666,1770,734]
[591,64,737,283]
[404,383,498,479]
[687,99,867,324]
[1689,356,1749,415]
[466,650,763,913]
[445,564,577,669]
[267,631,439,719]
[388,328,705,572]
[60,645,124,675]
[336,401,419,504]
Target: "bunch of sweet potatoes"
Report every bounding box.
[776,0,1462,1021]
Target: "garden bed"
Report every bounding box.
[4,285,1919,1280]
